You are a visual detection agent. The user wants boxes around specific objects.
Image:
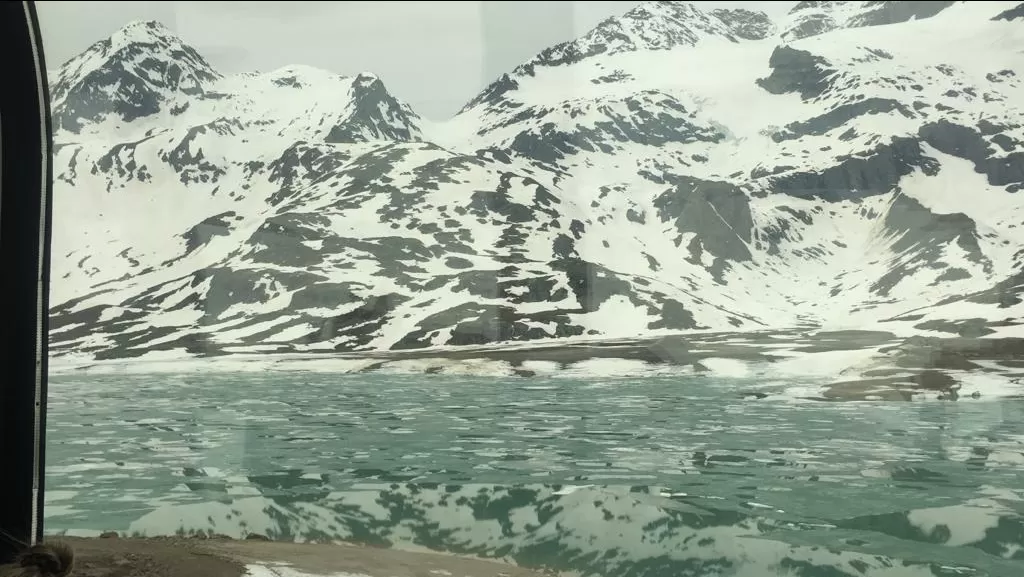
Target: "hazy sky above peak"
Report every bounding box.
[35,1,796,119]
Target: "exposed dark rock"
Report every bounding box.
[757,46,835,101]
[785,1,956,40]
[182,211,239,254]
[914,318,996,338]
[307,293,412,350]
[507,93,723,164]
[652,177,753,283]
[773,98,914,141]
[325,74,420,142]
[993,3,1024,21]
[709,9,776,40]
[848,1,956,28]
[871,195,989,297]
[784,13,838,40]
[771,137,940,201]
[919,120,1024,187]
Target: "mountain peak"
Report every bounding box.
[562,1,776,60]
[109,19,178,46]
[50,19,221,133]
[354,71,381,87]
[781,1,959,40]
[461,2,775,112]
[526,1,775,70]
[326,71,422,143]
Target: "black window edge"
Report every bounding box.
[0,0,54,563]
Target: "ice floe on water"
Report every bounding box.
[246,566,370,577]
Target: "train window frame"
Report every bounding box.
[0,0,55,563]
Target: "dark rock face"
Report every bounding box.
[784,1,957,40]
[785,13,839,40]
[769,137,940,201]
[307,293,411,350]
[773,98,915,142]
[161,119,238,184]
[708,9,776,40]
[654,177,754,281]
[182,212,239,255]
[392,303,584,349]
[871,194,989,297]
[848,1,956,28]
[505,93,724,165]
[768,120,1024,201]
[919,121,1024,190]
[461,74,520,113]
[325,74,420,143]
[966,270,1024,308]
[757,46,836,101]
[993,3,1024,21]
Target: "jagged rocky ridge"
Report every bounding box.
[49,2,1024,361]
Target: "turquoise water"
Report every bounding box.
[45,373,1024,576]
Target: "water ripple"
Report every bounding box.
[45,373,1024,576]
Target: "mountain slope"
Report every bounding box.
[780,0,959,41]
[48,3,1024,362]
[50,20,221,133]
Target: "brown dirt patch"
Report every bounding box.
[56,537,246,577]
[42,537,558,577]
[205,539,559,577]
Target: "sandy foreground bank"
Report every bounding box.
[59,536,562,577]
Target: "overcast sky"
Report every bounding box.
[35,1,796,119]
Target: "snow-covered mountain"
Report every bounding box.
[49,2,1024,362]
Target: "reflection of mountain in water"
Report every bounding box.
[43,373,1024,576]
[127,482,1023,576]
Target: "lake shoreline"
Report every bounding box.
[49,331,1024,401]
